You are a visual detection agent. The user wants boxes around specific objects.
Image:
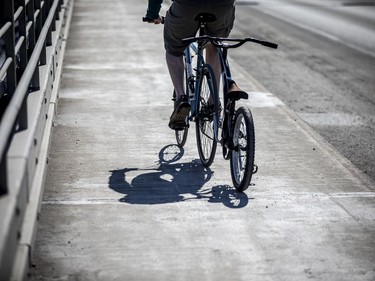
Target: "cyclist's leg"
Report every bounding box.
[164,2,200,129]
[206,44,221,94]
[166,53,191,130]
[164,0,200,99]
[166,53,185,98]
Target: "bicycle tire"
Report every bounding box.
[175,127,188,148]
[230,106,255,192]
[195,64,219,167]
[173,89,189,147]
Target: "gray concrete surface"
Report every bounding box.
[29,0,375,280]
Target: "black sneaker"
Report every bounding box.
[169,95,191,130]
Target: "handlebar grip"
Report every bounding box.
[261,41,278,49]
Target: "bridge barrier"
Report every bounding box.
[0,0,74,279]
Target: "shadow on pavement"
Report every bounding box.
[108,145,249,208]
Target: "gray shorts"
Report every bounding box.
[164,0,236,56]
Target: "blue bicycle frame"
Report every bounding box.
[184,42,202,118]
[184,40,235,142]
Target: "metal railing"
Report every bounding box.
[0,0,73,279]
[0,0,63,195]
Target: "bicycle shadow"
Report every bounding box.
[108,144,249,208]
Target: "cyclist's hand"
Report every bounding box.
[153,16,163,25]
[142,16,164,24]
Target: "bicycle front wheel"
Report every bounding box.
[230,106,255,192]
[195,64,219,167]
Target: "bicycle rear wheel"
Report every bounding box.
[230,106,255,192]
[175,127,188,147]
[195,64,219,167]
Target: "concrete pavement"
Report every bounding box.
[28,0,375,280]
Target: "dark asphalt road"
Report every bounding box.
[230,0,375,181]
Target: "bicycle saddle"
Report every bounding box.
[195,13,216,23]
[227,81,248,100]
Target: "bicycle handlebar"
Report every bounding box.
[142,16,278,50]
[182,35,278,50]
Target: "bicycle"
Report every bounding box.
[143,13,278,191]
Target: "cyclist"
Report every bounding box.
[144,0,236,130]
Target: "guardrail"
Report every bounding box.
[0,0,73,279]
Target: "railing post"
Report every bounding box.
[46,0,53,47]
[1,0,17,97]
[34,0,43,40]
[17,0,28,79]
[16,0,29,131]
[36,0,47,66]
[17,96,28,131]
[0,152,7,195]
[27,0,40,91]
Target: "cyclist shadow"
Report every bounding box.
[108,144,249,208]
